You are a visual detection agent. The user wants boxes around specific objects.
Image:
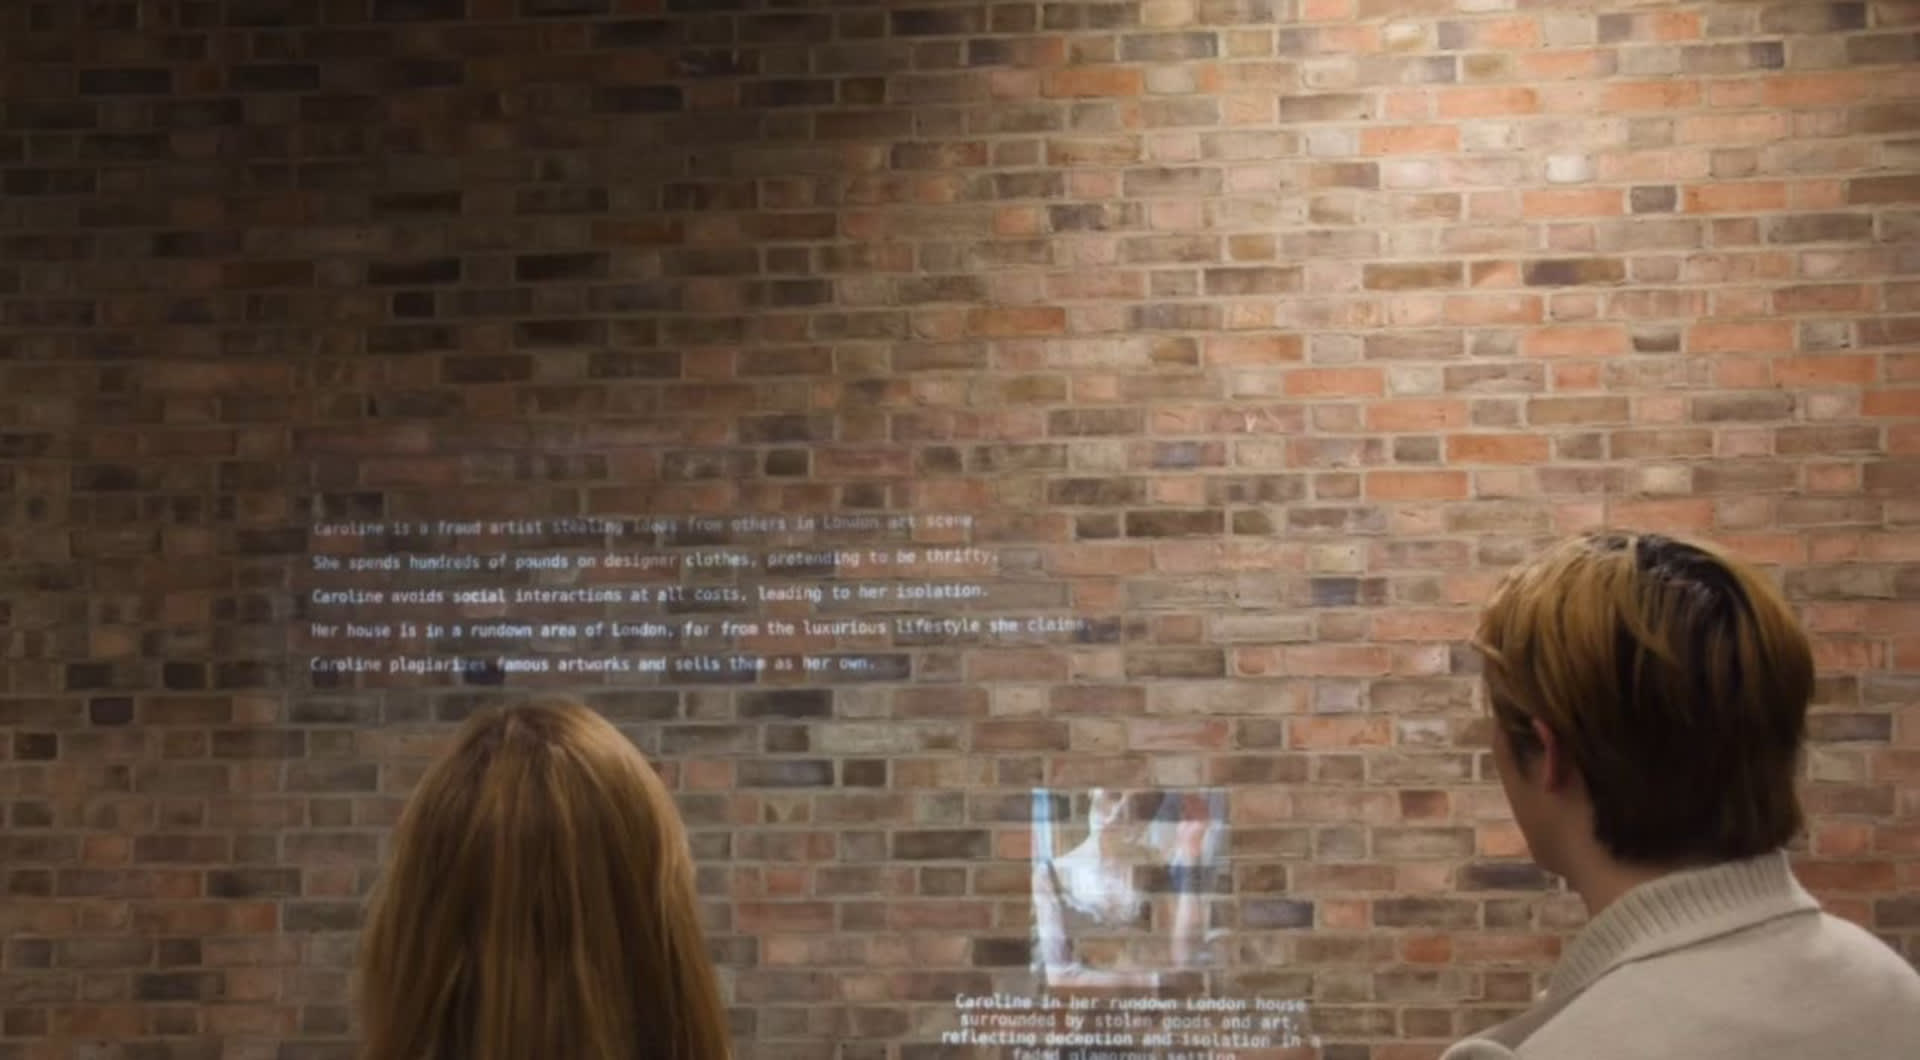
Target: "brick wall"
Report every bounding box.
[3,0,1918,1058]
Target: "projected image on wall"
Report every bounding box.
[1031,788,1229,996]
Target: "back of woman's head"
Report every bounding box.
[358,696,730,1060]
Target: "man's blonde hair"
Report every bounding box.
[358,696,732,1060]
[1474,532,1815,863]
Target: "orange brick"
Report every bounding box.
[1372,609,1479,640]
[1447,434,1553,464]
[966,306,1066,336]
[1775,285,1874,314]
[1481,16,1541,48]
[1360,124,1461,154]
[1773,356,1878,386]
[1444,293,1544,324]
[1278,644,1394,677]
[1648,10,1703,39]
[1683,181,1789,213]
[1045,66,1145,98]
[1290,715,1394,747]
[1521,188,1624,217]
[1437,86,1539,118]
[1518,48,1611,80]
[1522,324,1629,357]
[1302,0,1352,18]
[1284,366,1385,396]
[1687,320,1796,354]
[1205,334,1303,364]
[1610,498,1715,532]
[1865,389,1920,417]
[1793,859,1897,892]
[1602,80,1702,111]
[1763,73,1871,107]
[1365,470,1469,500]
[1366,399,1470,432]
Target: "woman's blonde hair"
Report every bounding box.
[1474,531,1814,864]
[358,696,730,1060]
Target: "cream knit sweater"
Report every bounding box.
[1441,850,1920,1060]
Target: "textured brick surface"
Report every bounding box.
[2,1,1919,1058]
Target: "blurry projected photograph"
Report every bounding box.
[1031,787,1229,995]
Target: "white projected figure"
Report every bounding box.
[1031,788,1225,993]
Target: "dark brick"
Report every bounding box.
[741,414,833,444]
[1523,258,1626,286]
[1122,32,1219,61]
[442,355,532,384]
[515,253,605,282]
[3,169,96,196]
[1245,899,1315,928]
[1124,509,1224,537]
[371,190,462,215]
[230,64,320,92]
[743,80,837,108]
[285,902,362,932]
[1460,863,1553,891]
[597,85,685,112]
[738,760,833,787]
[135,973,223,1002]
[367,258,461,286]
[971,938,1030,966]
[515,186,609,214]
[521,0,608,13]
[5,100,97,129]
[225,0,321,25]
[1205,266,1301,295]
[207,868,300,898]
[162,663,206,691]
[1759,2,1865,33]
[372,0,466,18]
[88,697,134,726]
[1809,713,1892,743]
[1855,104,1920,135]
[1048,409,1146,436]
[1876,896,1920,927]
[1849,33,1918,66]
[65,662,113,690]
[1693,392,1795,422]
[1631,186,1677,213]
[78,68,173,94]
[892,830,989,860]
[741,690,833,719]
[892,8,983,35]
[1767,213,1876,243]
[1375,897,1479,929]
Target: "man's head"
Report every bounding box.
[1474,532,1814,877]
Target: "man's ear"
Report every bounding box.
[1531,718,1572,793]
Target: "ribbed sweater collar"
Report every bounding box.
[1548,849,1820,1000]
